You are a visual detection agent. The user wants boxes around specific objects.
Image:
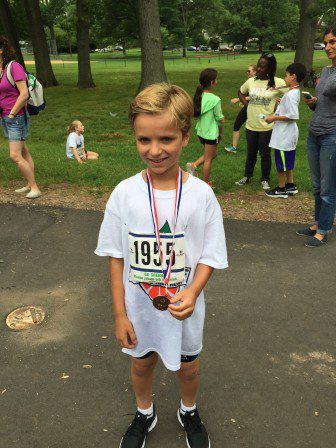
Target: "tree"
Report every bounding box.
[23,0,58,86]
[294,0,332,76]
[76,0,95,87]
[0,0,26,68]
[137,0,167,92]
[40,0,67,57]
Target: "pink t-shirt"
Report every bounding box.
[0,61,27,117]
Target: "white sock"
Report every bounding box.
[180,400,196,414]
[137,403,154,417]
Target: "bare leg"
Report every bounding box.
[131,353,158,409]
[9,141,39,191]
[176,359,200,407]
[277,171,285,188]
[232,131,240,148]
[286,169,294,184]
[194,154,204,167]
[86,150,99,158]
[87,153,99,160]
[203,144,217,183]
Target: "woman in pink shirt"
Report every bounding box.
[0,36,41,198]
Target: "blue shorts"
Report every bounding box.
[135,351,199,363]
[274,149,296,172]
[1,114,30,141]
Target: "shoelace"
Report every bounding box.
[183,410,204,434]
[124,412,150,437]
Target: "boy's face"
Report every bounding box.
[134,112,190,176]
[285,71,296,86]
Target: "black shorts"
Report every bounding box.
[135,351,199,363]
[198,136,219,145]
[233,105,247,132]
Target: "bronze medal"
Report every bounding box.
[153,295,170,311]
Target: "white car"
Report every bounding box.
[314,43,325,50]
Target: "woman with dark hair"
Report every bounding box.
[186,68,225,185]
[297,26,336,247]
[236,53,285,189]
[0,35,41,198]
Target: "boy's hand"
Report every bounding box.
[230,98,240,104]
[168,288,197,320]
[82,152,87,160]
[265,115,275,123]
[115,315,137,348]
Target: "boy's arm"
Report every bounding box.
[266,115,292,123]
[71,147,83,163]
[110,257,137,348]
[168,263,214,320]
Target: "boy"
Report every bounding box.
[265,62,307,198]
[95,83,228,448]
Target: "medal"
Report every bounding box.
[152,295,170,311]
[146,167,183,310]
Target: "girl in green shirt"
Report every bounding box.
[186,68,225,185]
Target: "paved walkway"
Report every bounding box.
[0,203,335,448]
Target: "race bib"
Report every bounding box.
[129,231,185,285]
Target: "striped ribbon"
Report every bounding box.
[146,167,183,286]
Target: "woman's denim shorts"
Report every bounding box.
[1,114,30,141]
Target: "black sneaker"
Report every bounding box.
[265,187,288,198]
[296,227,316,237]
[177,408,210,448]
[286,183,299,195]
[120,406,157,448]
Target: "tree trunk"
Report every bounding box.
[48,22,58,58]
[294,0,317,75]
[23,0,58,86]
[0,0,26,68]
[76,0,95,88]
[137,0,167,92]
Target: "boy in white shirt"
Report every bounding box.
[95,83,228,448]
[265,63,307,198]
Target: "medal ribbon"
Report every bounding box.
[146,167,183,287]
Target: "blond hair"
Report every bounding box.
[129,83,193,135]
[67,120,81,134]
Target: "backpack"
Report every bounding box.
[6,61,46,116]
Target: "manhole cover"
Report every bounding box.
[6,306,45,331]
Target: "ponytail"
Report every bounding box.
[193,68,218,118]
[193,85,204,118]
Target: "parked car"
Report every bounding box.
[187,46,198,51]
[269,43,285,51]
[198,45,211,51]
[314,43,325,50]
[219,44,232,52]
[113,45,123,51]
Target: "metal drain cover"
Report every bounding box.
[6,306,45,331]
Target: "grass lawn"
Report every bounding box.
[0,51,328,195]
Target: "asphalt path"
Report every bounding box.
[0,203,335,448]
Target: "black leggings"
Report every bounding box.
[233,105,248,132]
[244,129,272,181]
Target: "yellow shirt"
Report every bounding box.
[240,77,286,131]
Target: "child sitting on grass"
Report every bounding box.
[66,120,99,163]
[265,63,307,198]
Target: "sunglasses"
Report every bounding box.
[262,53,274,58]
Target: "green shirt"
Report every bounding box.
[240,77,286,131]
[195,92,224,140]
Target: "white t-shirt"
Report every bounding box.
[269,88,300,151]
[95,172,228,371]
[66,132,84,158]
